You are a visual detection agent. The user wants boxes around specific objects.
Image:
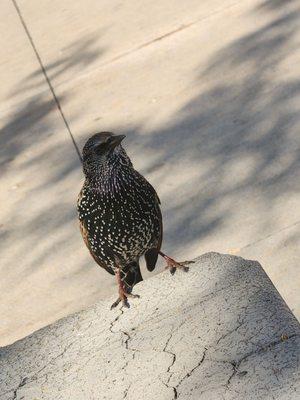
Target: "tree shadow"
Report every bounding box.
[1,0,300,345]
[0,34,105,344]
[8,33,105,97]
[126,0,300,257]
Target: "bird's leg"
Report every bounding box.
[158,251,194,275]
[110,268,140,309]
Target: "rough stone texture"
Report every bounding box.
[1,253,299,400]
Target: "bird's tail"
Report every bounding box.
[122,261,143,290]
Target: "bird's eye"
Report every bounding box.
[94,142,107,154]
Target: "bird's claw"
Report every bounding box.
[110,298,121,309]
[165,264,189,274]
[164,257,191,274]
[122,299,130,308]
[180,260,195,265]
[110,293,140,310]
[127,293,140,299]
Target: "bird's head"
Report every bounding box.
[82,132,132,180]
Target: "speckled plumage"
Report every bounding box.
[77,132,162,302]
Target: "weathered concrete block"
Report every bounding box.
[1,253,299,399]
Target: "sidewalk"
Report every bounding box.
[1,0,299,346]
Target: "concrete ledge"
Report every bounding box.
[1,252,299,399]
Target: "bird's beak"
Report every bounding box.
[108,134,126,149]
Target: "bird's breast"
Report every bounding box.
[78,185,159,261]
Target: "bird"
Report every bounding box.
[77,132,190,309]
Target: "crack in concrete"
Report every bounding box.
[162,346,208,400]
[11,377,27,400]
[161,332,178,399]
[5,339,78,399]
[122,331,131,350]
[162,332,299,399]
[5,260,299,400]
[109,308,124,334]
[122,383,131,399]
[161,377,178,400]
[175,347,208,392]
[216,321,245,345]
[120,331,136,370]
[135,283,234,336]
[108,309,141,371]
[225,333,300,390]
[163,332,177,376]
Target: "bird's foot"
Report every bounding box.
[159,252,194,275]
[111,268,140,309]
[110,289,140,310]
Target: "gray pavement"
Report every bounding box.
[1,253,299,400]
[1,0,300,346]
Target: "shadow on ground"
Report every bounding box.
[0,0,299,343]
[125,0,300,253]
[0,34,105,341]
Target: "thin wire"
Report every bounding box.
[11,0,83,163]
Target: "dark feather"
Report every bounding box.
[144,248,158,271]
[79,219,114,275]
[78,132,163,288]
[145,197,163,271]
[122,261,143,288]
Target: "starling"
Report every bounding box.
[77,132,189,308]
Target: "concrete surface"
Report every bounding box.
[1,0,300,346]
[1,253,300,400]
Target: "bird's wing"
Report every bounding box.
[79,219,115,275]
[143,179,163,272]
[144,206,162,271]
